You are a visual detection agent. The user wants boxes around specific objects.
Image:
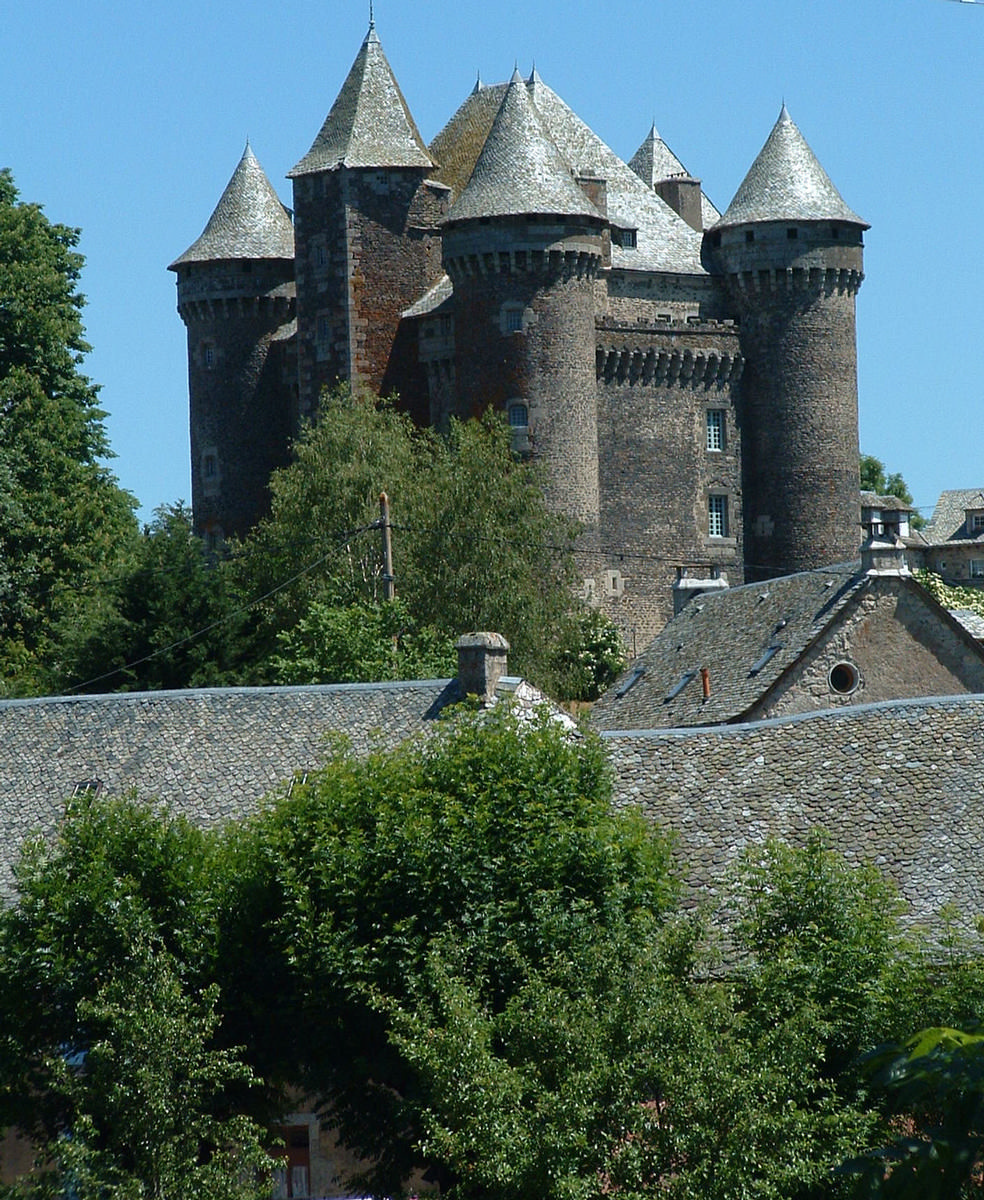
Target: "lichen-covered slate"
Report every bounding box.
[449,71,602,223]
[170,144,295,267]
[289,23,433,176]
[605,694,984,926]
[0,681,453,901]
[716,105,867,230]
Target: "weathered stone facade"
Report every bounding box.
[171,25,868,643]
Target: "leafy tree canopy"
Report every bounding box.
[0,169,138,694]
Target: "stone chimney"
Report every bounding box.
[861,532,910,576]
[655,175,703,231]
[456,632,509,701]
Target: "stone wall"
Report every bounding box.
[605,694,984,926]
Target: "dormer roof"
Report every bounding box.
[288,23,433,176]
[716,105,867,230]
[169,143,295,268]
[448,69,603,223]
[628,121,720,227]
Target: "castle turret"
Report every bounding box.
[288,22,447,420]
[709,106,868,579]
[442,70,606,529]
[169,144,296,542]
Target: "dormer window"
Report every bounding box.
[967,509,984,534]
[613,227,637,249]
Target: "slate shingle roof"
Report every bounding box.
[289,23,433,176]
[449,71,603,223]
[169,144,295,267]
[627,122,721,228]
[716,105,867,230]
[429,74,707,274]
[591,563,870,730]
[923,489,984,543]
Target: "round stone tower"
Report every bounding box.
[169,144,296,543]
[442,71,605,530]
[709,106,868,579]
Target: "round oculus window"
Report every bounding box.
[828,661,860,695]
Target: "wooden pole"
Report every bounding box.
[379,491,395,601]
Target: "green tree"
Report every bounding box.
[0,170,138,694]
[235,387,599,695]
[860,455,925,529]
[55,503,254,694]
[219,705,683,1199]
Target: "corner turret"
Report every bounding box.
[169,144,296,541]
[708,106,868,579]
[442,70,606,528]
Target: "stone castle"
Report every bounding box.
[170,20,867,649]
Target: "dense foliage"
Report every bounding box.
[0,170,138,694]
[4,714,984,1199]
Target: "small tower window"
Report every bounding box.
[202,343,215,370]
[706,410,725,452]
[317,315,331,344]
[508,402,528,429]
[787,227,798,240]
[501,304,524,334]
[203,454,217,479]
[745,230,755,244]
[708,494,728,538]
[316,245,328,267]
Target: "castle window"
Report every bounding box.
[971,559,984,578]
[708,494,728,538]
[745,230,755,244]
[202,343,215,370]
[828,661,860,696]
[706,409,725,452]
[272,1125,311,1199]
[241,261,253,272]
[501,304,524,334]
[787,227,798,240]
[831,225,841,239]
[316,245,328,267]
[203,454,217,479]
[971,513,984,533]
[508,402,528,428]
[614,228,637,249]
[317,315,330,343]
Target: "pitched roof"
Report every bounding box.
[169,144,295,268]
[716,105,867,230]
[289,23,433,176]
[431,75,707,274]
[591,564,870,730]
[627,122,720,227]
[449,70,603,222]
[924,489,984,543]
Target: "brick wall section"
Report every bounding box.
[293,169,446,416]
[604,694,984,926]
[713,222,864,580]
[175,259,295,539]
[753,577,984,720]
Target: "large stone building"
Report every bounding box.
[170,20,868,647]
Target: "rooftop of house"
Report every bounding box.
[169,143,295,268]
[923,489,984,545]
[592,562,874,730]
[627,121,721,229]
[861,490,913,513]
[715,104,867,230]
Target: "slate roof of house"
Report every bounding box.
[169,144,295,267]
[627,122,721,228]
[923,489,984,544]
[591,563,872,730]
[861,490,912,513]
[429,74,707,274]
[715,105,867,230]
[402,273,453,319]
[449,70,604,223]
[289,22,433,176]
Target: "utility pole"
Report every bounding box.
[379,491,395,601]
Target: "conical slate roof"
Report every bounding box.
[169,144,295,267]
[449,69,602,222]
[627,122,720,227]
[716,105,867,229]
[289,23,433,176]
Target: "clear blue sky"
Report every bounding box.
[2,0,979,524]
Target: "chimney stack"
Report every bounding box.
[456,632,510,702]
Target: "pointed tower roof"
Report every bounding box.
[169,143,295,268]
[628,121,689,187]
[289,23,433,176]
[716,105,867,229]
[448,69,602,222]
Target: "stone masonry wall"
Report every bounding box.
[605,694,984,927]
[752,579,984,721]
